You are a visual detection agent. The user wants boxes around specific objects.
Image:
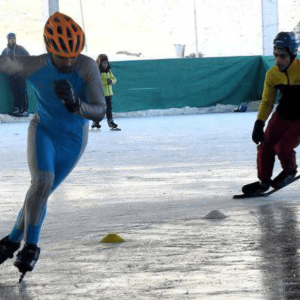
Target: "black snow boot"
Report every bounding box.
[242,180,271,196]
[8,108,22,117]
[108,120,118,129]
[91,121,101,129]
[14,244,40,274]
[271,170,297,189]
[0,236,21,264]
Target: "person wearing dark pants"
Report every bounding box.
[243,32,300,196]
[1,33,29,117]
[8,75,29,117]
[92,54,120,130]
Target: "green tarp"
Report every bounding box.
[0,55,276,114]
[111,56,268,112]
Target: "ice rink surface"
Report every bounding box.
[1,112,300,299]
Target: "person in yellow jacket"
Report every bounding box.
[92,54,120,130]
[242,32,300,196]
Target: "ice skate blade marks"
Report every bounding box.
[233,174,300,199]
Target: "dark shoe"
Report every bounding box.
[8,108,22,117]
[0,236,21,264]
[14,244,40,273]
[19,111,29,118]
[271,170,297,189]
[242,180,271,196]
[91,121,101,129]
[108,121,118,129]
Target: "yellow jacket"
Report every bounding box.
[100,70,117,97]
[258,58,300,121]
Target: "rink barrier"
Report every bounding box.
[0,55,276,114]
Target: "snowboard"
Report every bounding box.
[233,174,300,199]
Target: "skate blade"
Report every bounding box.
[233,193,267,199]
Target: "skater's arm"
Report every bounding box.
[109,70,117,85]
[55,56,106,122]
[77,58,106,122]
[0,55,26,76]
[257,70,276,122]
[0,55,49,80]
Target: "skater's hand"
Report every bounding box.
[107,79,112,85]
[54,80,81,112]
[252,119,265,144]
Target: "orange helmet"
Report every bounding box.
[44,12,85,58]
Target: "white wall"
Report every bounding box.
[0,0,299,59]
[262,0,278,55]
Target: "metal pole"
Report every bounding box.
[194,0,199,57]
[79,0,88,52]
[261,0,265,55]
[48,0,59,15]
[261,0,278,55]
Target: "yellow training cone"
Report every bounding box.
[99,233,124,243]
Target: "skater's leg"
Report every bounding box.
[257,112,290,181]
[9,120,55,244]
[12,122,88,278]
[244,112,290,196]
[10,121,88,245]
[52,124,88,190]
[105,96,113,123]
[274,119,300,174]
[270,119,300,188]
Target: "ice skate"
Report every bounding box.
[108,121,121,131]
[91,121,101,129]
[271,170,297,189]
[242,180,271,196]
[19,110,29,118]
[8,108,22,117]
[14,244,40,283]
[0,236,20,265]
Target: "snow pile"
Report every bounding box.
[0,113,34,123]
[0,102,262,123]
[115,101,261,118]
[203,210,227,219]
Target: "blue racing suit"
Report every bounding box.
[0,53,106,244]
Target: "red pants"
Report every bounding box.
[257,111,300,181]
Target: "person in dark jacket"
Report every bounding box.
[1,33,30,117]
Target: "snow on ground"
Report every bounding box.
[0,102,261,123]
[1,110,299,299]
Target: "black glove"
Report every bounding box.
[54,80,81,112]
[252,119,265,144]
[107,79,112,85]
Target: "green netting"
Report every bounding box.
[112,56,266,112]
[0,55,276,114]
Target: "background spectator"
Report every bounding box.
[91,54,120,130]
[1,33,29,117]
